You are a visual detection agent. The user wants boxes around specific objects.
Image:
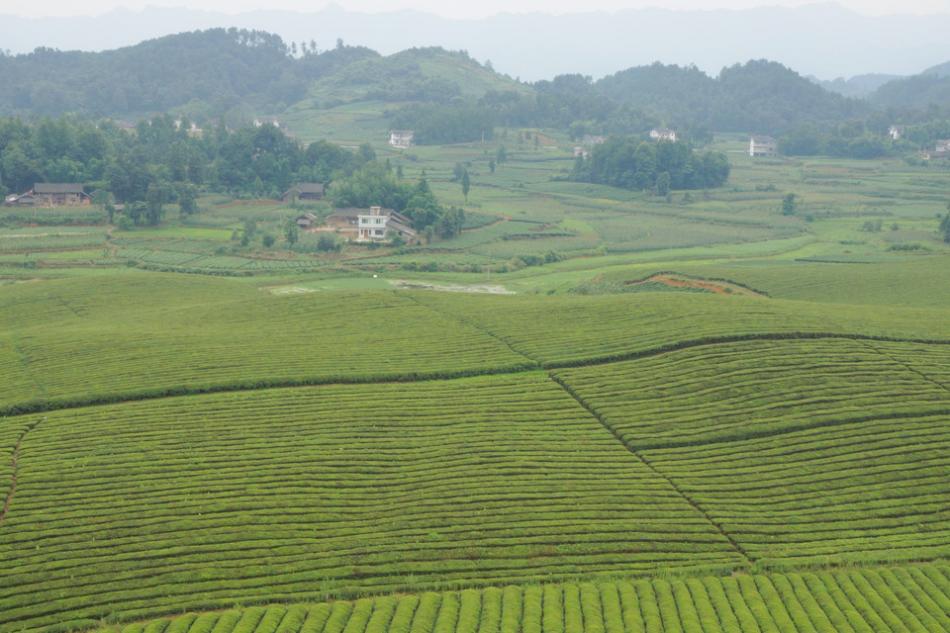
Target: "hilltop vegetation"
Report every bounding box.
[5,29,949,152]
[0,29,377,119]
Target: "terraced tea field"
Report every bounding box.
[93,564,950,633]
[2,162,950,633]
[644,413,950,568]
[553,338,950,447]
[0,270,948,633]
[0,374,746,631]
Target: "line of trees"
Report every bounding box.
[0,115,373,222]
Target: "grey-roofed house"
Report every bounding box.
[6,184,90,207]
[282,183,325,202]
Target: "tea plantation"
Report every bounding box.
[1,139,949,633]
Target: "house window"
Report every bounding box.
[375,229,384,236]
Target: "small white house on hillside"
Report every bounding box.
[389,130,415,149]
[888,125,904,141]
[749,135,778,157]
[649,128,677,142]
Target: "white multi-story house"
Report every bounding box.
[357,206,418,243]
[649,128,678,142]
[749,135,778,157]
[389,130,415,149]
[888,125,904,141]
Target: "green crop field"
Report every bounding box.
[91,564,950,633]
[1,124,949,633]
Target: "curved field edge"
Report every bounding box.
[3,275,950,414]
[84,563,950,633]
[2,332,949,417]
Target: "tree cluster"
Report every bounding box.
[0,114,370,214]
[571,138,730,192]
[329,162,464,236]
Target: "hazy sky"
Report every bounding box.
[3,0,949,18]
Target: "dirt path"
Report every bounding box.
[626,273,767,297]
[390,280,515,295]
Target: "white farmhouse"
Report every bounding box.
[357,206,418,243]
[649,128,678,142]
[389,130,415,149]
[749,135,778,157]
[888,125,904,141]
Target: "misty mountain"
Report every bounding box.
[815,74,903,99]
[870,69,950,111]
[923,61,950,78]
[1,4,948,82]
[0,30,377,118]
[596,60,866,134]
[0,29,868,137]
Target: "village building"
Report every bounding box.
[925,139,950,160]
[356,206,417,243]
[282,183,325,202]
[888,125,905,141]
[324,209,362,233]
[649,128,678,142]
[389,130,415,149]
[253,117,280,128]
[581,134,607,146]
[573,146,590,159]
[749,135,778,157]
[4,183,90,207]
[294,213,319,229]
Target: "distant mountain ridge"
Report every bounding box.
[1,3,948,82]
[0,30,868,136]
[814,74,903,99]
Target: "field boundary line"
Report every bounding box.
[858,340,950,395]
[0,418,42,527]
[543,332,950,370]
[611,408,950,452]
[2,332,948,418]
[547,373,755,568]
[398,292,542,366]
[0,363,542,418]
[10,334,48,401]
